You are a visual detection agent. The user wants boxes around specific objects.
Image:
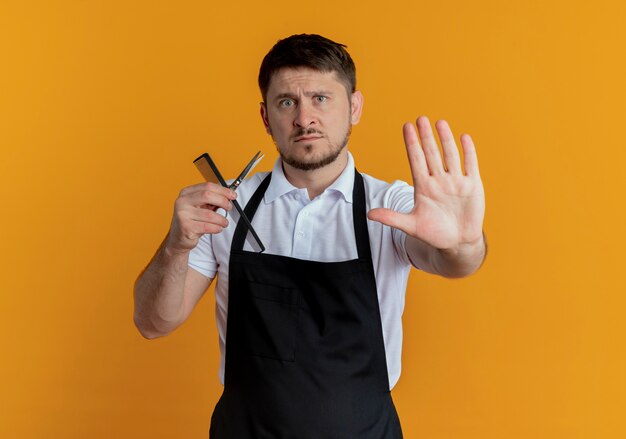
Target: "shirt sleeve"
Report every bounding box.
[384,180,416,267]
[188,233,218,279]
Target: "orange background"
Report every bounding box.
[1,1,625,438]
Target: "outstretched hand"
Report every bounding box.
[368,116,485,251]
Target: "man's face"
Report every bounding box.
[260,67,363,171]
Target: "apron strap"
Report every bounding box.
[231,170,372,262]
[352,171,373,262]
[232,173,271,252]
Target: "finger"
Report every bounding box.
[180,212,228,238]
[189,220,225,236]
[367,208,415,235]
[460,133,480,177]
[187,189,233,211]
[175,220,222,245]
[180,182,237,200]
[435,119,462,175]
[402,122,428,184]
[191,208,229,228]
[179,181,211,197]
[416,115,444,175]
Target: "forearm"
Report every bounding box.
[133,237,190,338]
[406,232,487,278]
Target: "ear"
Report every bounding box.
[350,91,364,125]
[260,102,272,134]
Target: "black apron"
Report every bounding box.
[210,172,403,439]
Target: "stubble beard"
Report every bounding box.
[276,124,352,171]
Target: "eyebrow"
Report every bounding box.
[273,90,334,100]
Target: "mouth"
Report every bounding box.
[294,136,323,142]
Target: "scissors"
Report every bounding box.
[229,151,264,190]
[193,151,265,252]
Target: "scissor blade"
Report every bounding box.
[230,151,264,189]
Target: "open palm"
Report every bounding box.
[368,116,485,250]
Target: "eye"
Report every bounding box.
[315,96,327,103]
[279,99,295,108]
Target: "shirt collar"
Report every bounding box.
[264,152,355,204]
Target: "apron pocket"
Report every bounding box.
[236,281,300,362]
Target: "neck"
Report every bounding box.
[282,151,349,199]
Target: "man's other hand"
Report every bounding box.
[166,182,237,253]
[368,116,485,254]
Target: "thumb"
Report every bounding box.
[367,208,414,235]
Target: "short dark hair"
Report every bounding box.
[258,34,356,102]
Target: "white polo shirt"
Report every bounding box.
[188,152,415,389]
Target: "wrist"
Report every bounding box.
[435,231,487,277]
[163,234,194,258]
[442,232,485,257]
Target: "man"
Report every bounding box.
[134,34,486,438]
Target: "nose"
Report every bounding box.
[293,101,316,128]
